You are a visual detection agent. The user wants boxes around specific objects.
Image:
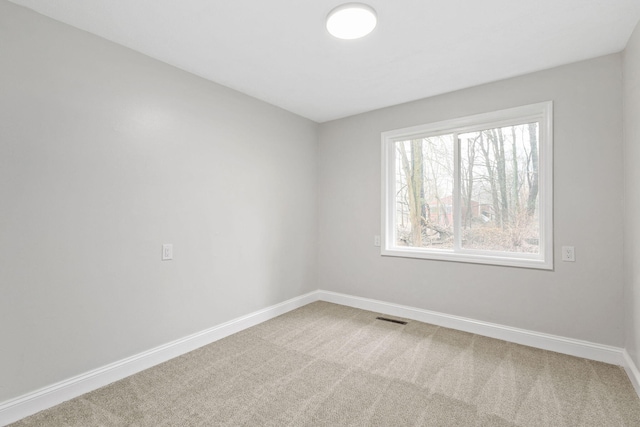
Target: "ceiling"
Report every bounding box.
[8,0,640,123]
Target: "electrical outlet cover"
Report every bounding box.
[561,246,575,262]
[162,244,173,260]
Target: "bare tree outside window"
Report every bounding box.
[459,123,539,253]
[395,135,454,248]
[394,123,539,253]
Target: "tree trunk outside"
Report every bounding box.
[399,142,424,246]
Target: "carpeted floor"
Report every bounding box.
[11,301,640,426]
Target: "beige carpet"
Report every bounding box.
[11,301,640,426]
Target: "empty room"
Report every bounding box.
[2,0,640,425]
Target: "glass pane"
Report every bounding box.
[394,135,454,249]
[459,123,540,253]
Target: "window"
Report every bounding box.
[381,102,553,269]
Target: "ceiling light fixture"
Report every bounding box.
[326,3,377,40]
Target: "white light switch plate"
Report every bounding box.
[162,244,173,260]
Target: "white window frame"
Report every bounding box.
[381,102,553,270]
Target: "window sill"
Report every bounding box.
[381,247,553,270]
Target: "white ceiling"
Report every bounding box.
[8,0,640,123]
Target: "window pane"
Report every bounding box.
[459,123,540,253]
[394,135,454,249]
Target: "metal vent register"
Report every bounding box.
[376,316,408,325]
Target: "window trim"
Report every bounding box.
[381,102,553,270]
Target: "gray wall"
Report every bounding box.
[624,20,640,369]
[0,1,318,401]
[318,55,624,347]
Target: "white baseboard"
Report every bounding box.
[0,291,319,427]
[317,290,626,366]
[2,289,637,425]
[622,350,640,397]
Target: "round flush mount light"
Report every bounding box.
[326,3,377,40]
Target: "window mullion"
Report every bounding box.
[453,133,461,252]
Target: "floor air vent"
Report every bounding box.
[376,316,408,325]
